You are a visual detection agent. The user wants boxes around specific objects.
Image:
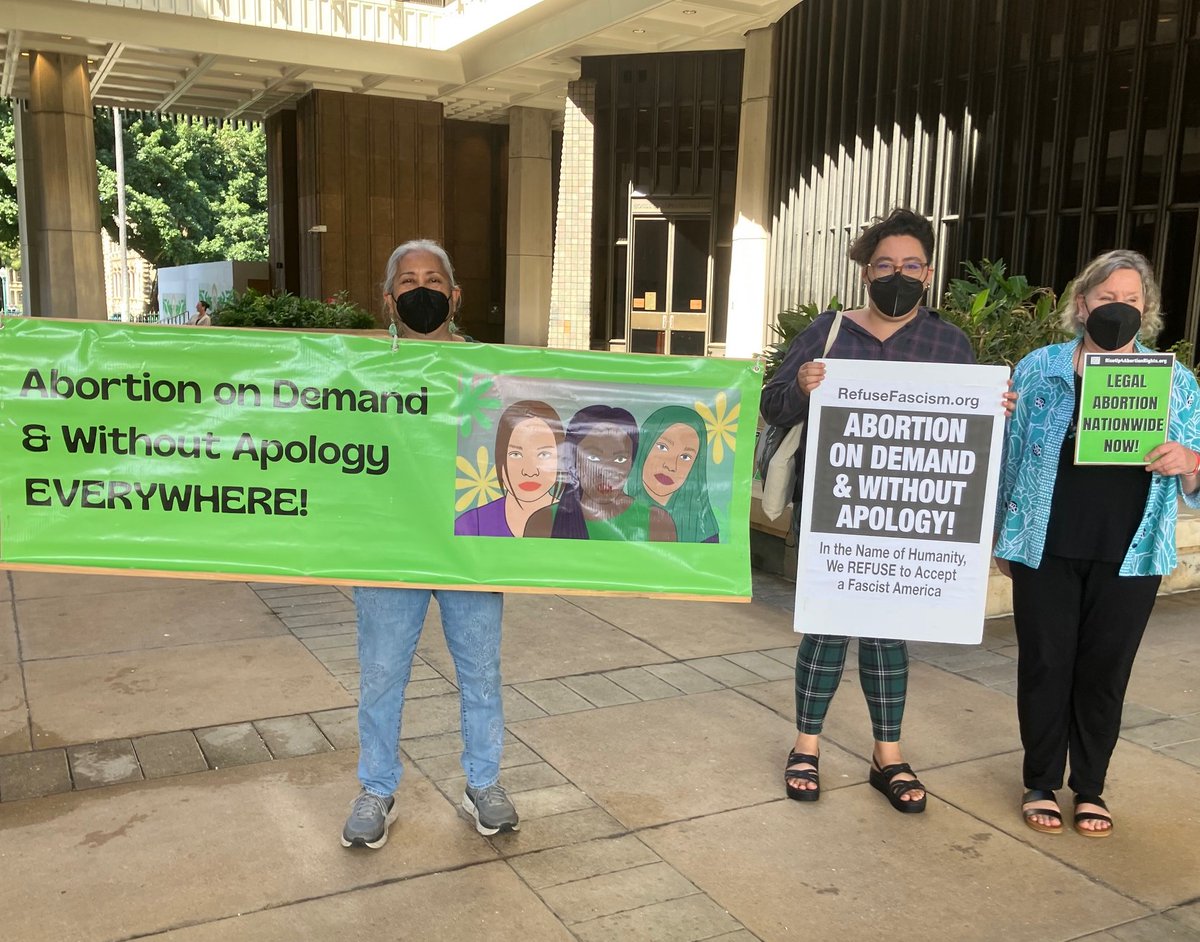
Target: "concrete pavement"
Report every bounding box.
[1,568,1198,941]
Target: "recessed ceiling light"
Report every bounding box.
[557,95,566,99]
[485,86,496,91]
[413,78,423,84]
[248,58,258,63]
[60,35,73,40]
[682,8,698,13]
[632,28,646,34]
[234,72,242,76]
[333,68,342,73]
[20,51,29,57]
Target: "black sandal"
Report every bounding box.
[1021,788,1063,835]
[869,758,927,813]
[1073,794,1113,838]
[784,751,820,802]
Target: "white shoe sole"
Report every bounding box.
[341,801,400,849]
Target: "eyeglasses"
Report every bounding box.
[868,260,929,279]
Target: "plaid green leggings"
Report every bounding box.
[795,634,909,742]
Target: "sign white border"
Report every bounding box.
[793,358,1009,644]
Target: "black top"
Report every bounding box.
[1044,373,1152,562]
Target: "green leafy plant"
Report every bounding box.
[1166,339,1200,381]
[937,259,1068,367]
[761,296,842,383]
[213,289,374,329]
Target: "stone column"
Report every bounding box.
[14,104,34,316]
[504,107,554,347]
[547,80,595,350]
[265,109,300,296]
[724,27,778,358]
[22,52,106,319]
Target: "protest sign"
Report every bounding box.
[1075,352,1173,465]
[793,359,1009,643]
[0,318,760,600]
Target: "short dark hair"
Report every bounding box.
[197,300,210,311]
[848,208,935,266]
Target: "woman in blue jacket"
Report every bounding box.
[994,250,1200,838]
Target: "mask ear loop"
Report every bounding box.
[389,321,399,352]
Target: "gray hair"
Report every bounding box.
[381,239,457,297]
[1060,249,1163,343]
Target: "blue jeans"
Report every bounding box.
[354,586,505,798]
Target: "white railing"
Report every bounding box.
[77,0,441,47]
[72,0,545,49]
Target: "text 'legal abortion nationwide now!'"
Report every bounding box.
[794,360,1008,644]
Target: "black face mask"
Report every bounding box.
[394,286,451,334]
[868,272,927,318]
[1085,302,1141,351]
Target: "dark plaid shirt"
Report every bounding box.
[760,307,976,428]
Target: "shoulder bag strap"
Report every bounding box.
[821,308,844,357]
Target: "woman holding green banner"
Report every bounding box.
[342,240,519,849]
[995,249,1200,838]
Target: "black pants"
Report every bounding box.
[1010,555,1160,796]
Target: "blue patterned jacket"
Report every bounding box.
[994,340,1200,576]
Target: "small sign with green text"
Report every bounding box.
[1075,352,1173,465]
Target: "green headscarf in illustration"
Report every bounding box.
[626,405,719,543]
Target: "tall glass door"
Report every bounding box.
[628,214,712,355]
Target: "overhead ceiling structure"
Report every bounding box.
[0,0,798,124]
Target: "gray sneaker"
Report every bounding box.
[341,790,398,848]
[462,782,520,835]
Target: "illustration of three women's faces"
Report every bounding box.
[454,401,720,543]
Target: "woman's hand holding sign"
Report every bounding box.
[795,360,827,395]
[1144,440,1200,491]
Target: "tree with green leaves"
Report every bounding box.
[93,112,267,269]
[0,105,267,277]
[0,100,19,269]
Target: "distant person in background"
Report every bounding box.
[189,300,212,326]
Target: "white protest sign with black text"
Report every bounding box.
[794,359,1009,644]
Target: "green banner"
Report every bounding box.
[0,319,761,599]
[1075,352,1173,465]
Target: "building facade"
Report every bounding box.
[763,0,1200,348]
[2,0,1197,355]
[569,0,1200,356]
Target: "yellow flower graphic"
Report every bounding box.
[455,446,502,512]
[695,392,740,464]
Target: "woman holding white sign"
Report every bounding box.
[762,209,978,813]
[995,249,1200,838]
[342,239,520,849]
